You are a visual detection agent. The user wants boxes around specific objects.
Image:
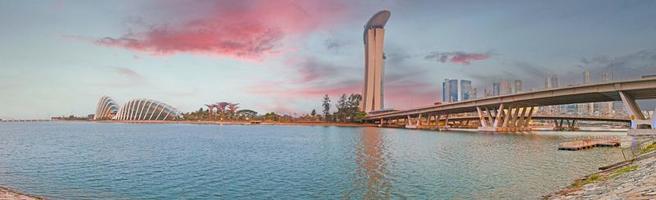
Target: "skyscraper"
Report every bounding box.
[500,80,512,95]
[583,69,591,84]
[362,10,390,113]
[543,74,560,114]
[492,82,500,96]
[579,69,594,115]
[442,79,459,102]
[460,80,472,101]
[513,80,523,94]
[545,74,559,89]
[442,79,472,102]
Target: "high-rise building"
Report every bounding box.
[442,79,459,102]
[543,74,560,114]
[545,74,559,89]
[492,82,500,96]
[484,87,492,97]
[460,80,472,101]
[513,80,523,94]
[583,69,591,84]
[361,10,390,113]
[579,69,594,115]
[441,79,472,102]
[500,80,512,95]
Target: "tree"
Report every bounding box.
[347,94,363,121]
[335,94,348,122]
[322,95,331,121]
[311,109,316,116]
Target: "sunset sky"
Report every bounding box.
[1,0,656,119]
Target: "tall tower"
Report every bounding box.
[362,10,391,113]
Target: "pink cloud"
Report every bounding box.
[96,0,348,60]
[425,51,491,65]
[450,53,490,64]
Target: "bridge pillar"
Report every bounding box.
[524,107,534,128]
[476,107,488,127]
[516,107,526,128]
[619,91,646,120]
[619,91,653,130]
[406,115,411,126]
[502,105,512,130]
[484,107,494,127]
[493,104,504,128]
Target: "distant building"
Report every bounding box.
[500,80,512,95]
[545,74,559,89]
[513,80,523,94]
[492,82,500,96]
[442,79,459,102]
[583,69,591,84]
[484,87,492,97]
[94,96,119,120]
[441,79,472,102]
[460,80,472,101]
[94,96,180,121]
[578,69,594,115]
[543,74,560,114]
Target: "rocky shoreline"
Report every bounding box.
[546,146,656,199]
[0,187,42,200]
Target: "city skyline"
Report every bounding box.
[2,0,656,119]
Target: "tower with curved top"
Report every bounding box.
[362,10,390,113]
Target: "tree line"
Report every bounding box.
[318,93,366,122]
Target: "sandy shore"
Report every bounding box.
[0,187,42,200]
[546,144,656,199]
[92,120,379,128]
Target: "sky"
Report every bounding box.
[1,0,656,119]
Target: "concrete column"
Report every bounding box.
[502,105,511,129]
[407,115,411,126]
[507,107,516,128]
[444,114,450,129]
[524,107,534,127]
[517,107,527,128]
[619,91,646,120]
[476,107,488,127]
[435,114,441,129]
[484,107,494,127]
[494,104,504,128]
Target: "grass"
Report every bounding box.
[569,165,639,189]
[570,174,604,188]
[610,165,638,178]
[639,142,656,155]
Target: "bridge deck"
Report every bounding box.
[366,77,656,120]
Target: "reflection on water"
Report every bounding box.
[0,122,627,199]
[354,127,391,199]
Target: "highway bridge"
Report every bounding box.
[365,77,656,133]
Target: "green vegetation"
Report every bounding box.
[568,164,639,190]
[639,142,656,155]
[320,93,366,122]
[610,165,638,178]
[571,174,603,189]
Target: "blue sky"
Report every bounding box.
[1,0,656,119]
